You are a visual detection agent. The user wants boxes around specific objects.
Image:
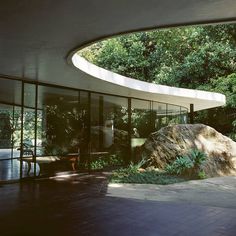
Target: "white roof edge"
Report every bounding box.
[71,54,226,111]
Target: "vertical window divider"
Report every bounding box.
[20,82,24,179]
[33,84,38,177]
[11,105,15,159]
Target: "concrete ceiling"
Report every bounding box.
[0,0,235,108]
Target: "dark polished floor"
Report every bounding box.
[0,159,39,181]
[0,159,39,182]
[0,174,236,236]
[0,148,39,181]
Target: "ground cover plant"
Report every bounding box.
[109,159,186,185]
[109,149,207,185]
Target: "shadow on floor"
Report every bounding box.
[0,173,236,236]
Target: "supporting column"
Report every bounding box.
[189,103,194,124]
[150,101,155,132]
[128,97,132,163]
[99,95,104,150]
[88,92,91,173]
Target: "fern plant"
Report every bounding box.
[165,149,207,179]
[165,156,193,175]
[189,149,206,166]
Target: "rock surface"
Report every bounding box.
[142,124,236,176]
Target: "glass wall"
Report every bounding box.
[0,78,22,181]
[0,104,14,159]
[11,106,22,158]
[180,107,188,124]
[166,104,181,125]
[20,83,37,177]
[35,86,89,174]
[153,102,168,131]
[0,78,22,160]
[90,93,129,169]
[0,77,189,181]
[38,86,78,156]
[131,99,152,138]
[131,99,151,160]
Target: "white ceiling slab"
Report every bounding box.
[0,0,234,109]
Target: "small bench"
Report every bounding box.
[19,151,109,175]
[19,154,79,175]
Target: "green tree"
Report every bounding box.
[79,24,236,138]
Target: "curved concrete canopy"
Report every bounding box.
[0,0,234,108]
[72,54,225,111]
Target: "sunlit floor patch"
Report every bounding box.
[106,177,236,209]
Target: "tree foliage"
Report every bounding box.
[79,24,236,138]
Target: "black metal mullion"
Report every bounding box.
[88,92,91,173]
[128,97,132,163]
[20,82,24,179]
[11,105,15,159]
[33,84,38,176]
[165,104,168,126]
[99,95,104,150]
[190,103,194,124]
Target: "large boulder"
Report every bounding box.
[142,124,236,176]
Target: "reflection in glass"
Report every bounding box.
[131,99,152,138]
[0,104,22,160]
[21,83,36,177]
[166,104,181,125]
[131,99,151,161]
[180,107,188,124]
[0,104,13,160]
[38,86,79,156]
[90,94,129,167]
[36,86,89,174]
[153,102,167,130]
[0,78,22,180]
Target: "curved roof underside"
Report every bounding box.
[72,55,225,111]
[0,0,234,109]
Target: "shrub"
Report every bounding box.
[165,156,194,175]
[227,132,236,142]
[189,149,207,166]
[90,159,107,170]
[113,159,146,176]
[165,149,207,179]
[198,170,207,179]
[81,154,124,170]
